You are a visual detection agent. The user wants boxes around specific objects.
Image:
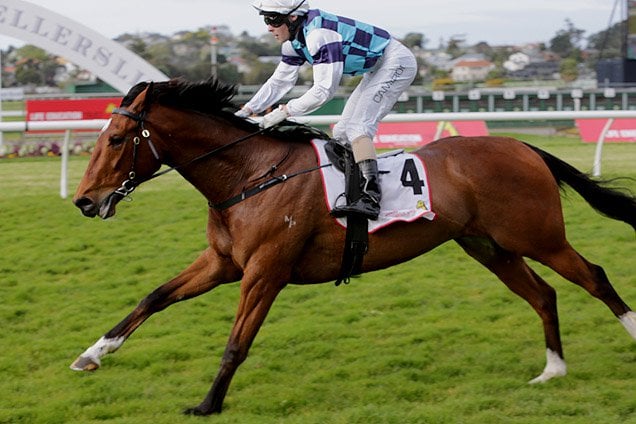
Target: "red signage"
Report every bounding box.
[372,121,489,149]
[26,98,122,122]
[576,119,636,143]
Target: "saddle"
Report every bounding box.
[324,140,369,286]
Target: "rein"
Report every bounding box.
[110,107,328,210]
[210,161,330,210]
[110,107,267,197]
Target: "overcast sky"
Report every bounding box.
[0,0,620,48]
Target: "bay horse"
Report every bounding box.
[71,77,636,416]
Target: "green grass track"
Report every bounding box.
[0,134,634,423]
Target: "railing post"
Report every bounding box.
[593,118,614,177]
[60,129,72,199]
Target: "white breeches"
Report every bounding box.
[332,38,417,144]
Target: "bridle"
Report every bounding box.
[110,107,270,198]
[110,107,161,198]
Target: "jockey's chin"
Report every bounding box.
[267,21,292,44]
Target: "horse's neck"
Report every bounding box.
[169,119,297,204]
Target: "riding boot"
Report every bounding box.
[332,159,382,220]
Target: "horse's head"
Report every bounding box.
[73,76,329,219]
[73,82,163,219]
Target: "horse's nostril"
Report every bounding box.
[74,197,97,217]
[74,196,92,208]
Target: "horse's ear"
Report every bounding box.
[143,81,155,110]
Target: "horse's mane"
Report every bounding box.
[122,77,330,143]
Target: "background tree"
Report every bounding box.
[550,19,585,59]
[559,57,579,82]
[446,37,464,58]
[237,32,280,57]
[402,32,426,50]
[241,60,278,85]
[587,21,624,60]
[11,45,62,86]
[127,39,152,61]
[0,19,626,91]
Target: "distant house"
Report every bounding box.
[451,59,495,82]
[503,52,530,72]
[420,51,454,71]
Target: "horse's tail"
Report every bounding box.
[524,142,636,231]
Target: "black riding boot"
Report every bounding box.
[332,159,382,220]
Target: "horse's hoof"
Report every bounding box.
[528,365,567,384]
[183,405,220,416]
[70,355,100,371]
[183,407,208,416]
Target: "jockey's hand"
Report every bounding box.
[234,106,253,118]
[260,105,289,129]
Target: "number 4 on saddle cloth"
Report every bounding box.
[311,139,436,233]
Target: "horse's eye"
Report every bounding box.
[109,135,126,146]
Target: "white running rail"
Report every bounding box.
[1,109,634,198]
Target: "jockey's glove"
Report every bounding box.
[234,107,253,118]
[260,105,289,129]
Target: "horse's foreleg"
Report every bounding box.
[184,275,285,416]
[456,238,566,383]
[70,248,240,371]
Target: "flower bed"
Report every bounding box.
[0,139,95,158]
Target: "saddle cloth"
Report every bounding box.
[311,139,436,233]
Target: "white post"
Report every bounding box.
[60,129,72,199]
[592,118,614,177]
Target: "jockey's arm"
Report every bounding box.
[286,29,344,117]
[244,59,300,115]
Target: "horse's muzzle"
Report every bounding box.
[74,196,99,218]
[74,193,121,219]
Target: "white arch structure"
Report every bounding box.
[0,0,168,93]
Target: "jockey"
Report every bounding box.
[236,0,417,220]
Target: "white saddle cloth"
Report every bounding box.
[311,139,436,233]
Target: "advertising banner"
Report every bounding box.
[576,119,636,143]
[25,97,121,132]
[26,98,121,122]
[373,121,489,149]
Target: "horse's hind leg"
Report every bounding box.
[70,248,241,371]
[456,237,567,383]
[538,244,636,340]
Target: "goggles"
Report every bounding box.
[263,13,288,27]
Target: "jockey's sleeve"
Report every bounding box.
[286,28,344,117]
[244,55,301,114]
